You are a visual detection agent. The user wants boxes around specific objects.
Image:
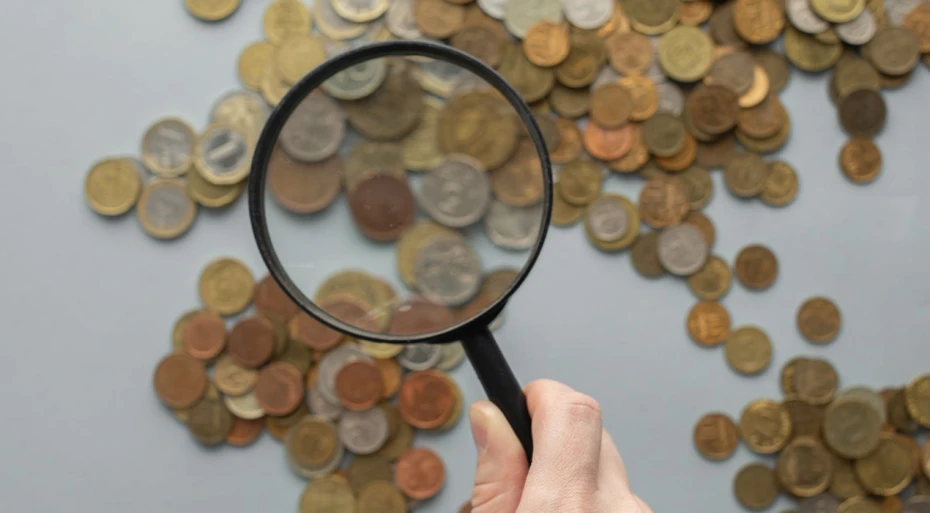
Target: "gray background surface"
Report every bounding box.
[1,1,929,512]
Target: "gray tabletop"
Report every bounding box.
[2,1,929,512]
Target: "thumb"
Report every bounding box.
[469,401,529,513]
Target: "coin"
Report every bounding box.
[315,0,367,40]
[214,354,257,397]
[784,399,826,440]
[498,43,556,102]
[839,89,886,138]
[193,124,252,185]
[503,0,563,38]
[855,434,916,496]
[658,223,708,276]
[396,448,445,500]
[522,21,570,67]
[724,152,769,198]
[710,2,747,47]
[824,397,883,458]
[334,361,383,412]
[339,407,390,455]
[781,358,809,396]
[811,0,866,22]
[733,0,786,43]
[725,326,772,375]
[837,9,879,45]
[226,417,264,447]
[358,481,406,513]
[484,200,543,250]
[84,158,142,216]
[413,235,482,307]
[590,84,633,129]
[638,176,689,228]
[584,122,635,161]
[740,399,792,454]
[631,232,665,278]
[348,175,416,242]
[865,27,920,75]
[300,475,356,513]
[398,370,456,429]
[904,375,930,427]
[658,25,714,82]
[280,92,346,163]
[777,436,833,497]
[184,0,240,21]
[555,31,606,88]
[551,118,583,164]
[797,297,842,344]
[153,353,208,409]
[438,91,519,170]
[762,160,799,207]
[263,0,311,44]
[839,136,882,183]
[331,0,389,22]
[559,159,603,206]
[417,155,492,228]
[642,112,687,157]
[706,51,757,96]
[830,454,867,500]
[141,118,195,178]
[687,301,731,347]
[735,244,778,290]
[136,179,197,240]
[584,194,639,252]
[694,412,739,460]
[687,256,732,301]
[188,396,233,445]
[414,0,464,38]
[784,25,844,71]
[396,343,443,371]
[198,257,253,316]
[799,494,841,513]
[492,140,544,207]
[734,463,779,510]
[676,166,712,209]
[609,132,650,173]
[345,64,424,141]
[323,54,388,101]
[224,390,264,420]
[181,311,226,361]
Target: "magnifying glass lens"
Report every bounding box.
[261,52,549,342]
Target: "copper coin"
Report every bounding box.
[335,360,384,411]
[583,122,634,161]
[840,137,882,184]
[735,244,778,290]
[267,147,342,214]
[687,301,731,347]
[688,84,739,136]
[254,361,304,416]
[348,174,416,242]
[228,317,276,369]
[153,353,208,409]
[389,298,455,335]
[797,297,842,344]
[290,294,378,350]
[226,417,265,446]
[838,89,886,137]
[693,412,739,460]
[181,311,227,360]
[455,292,496,324]
[738,95,786,140]
[605,30,653,75]
[395,447,446,500]
[253,274,299,322]
[589,83,633,129]
[450,20,504,68]
[695,134,737,170]
[654,133,697,172]
[638,176,689,228]
[399,370,456,429]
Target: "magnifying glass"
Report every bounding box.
[248,40,552,461]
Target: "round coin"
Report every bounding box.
[339,407,390,455]
[658,223,708,276]
[735,244,778,290]
[136,179,197,240]
[734,463,779,510]
[687,301,731,347]
[153,353,208,409]
[141,118,195,178]
[687,256,732,301]
[725,326,773,375]
[85,158,142,216]
[255,361,304,416]
[740,399,792,454]
[413,234,482,307]
[419,155,492,228]
[777,436,833,497]
[694,412,739,460]
[797,297,842,344]
[762,160,799,207]
[840,137,882,184]
[824,397,883,459]
[854,434,916,496]
[484,200,543,250]
[395,448,445,500]
[658,25,714,82]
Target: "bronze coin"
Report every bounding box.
[735,244,778,290]
[605,30,653,75]
[638,176,689,228]
[253,274,300,323]
[398,370,456,429]
[589,83,633,129]
[549,85,590,119]
[631,232,665,279]
[153,353,208,409]
[783,399,826,441]
[335,360,384,411]
[583,122,634,161]
[724,151,769,198]
[344,63,424,141]
[839,89,886,137]
[414,0,465,39]
[550,117,584,164]
[348,174,416,242]
[556,32,606,88]
[395,448,445,500]
[267,147,342,214]
[693,412,739,460]
[688,84,740,136]
[228,316,276,369]
[840,137,882,184]
[695,134,737,170]
[451,20,504,68]
[738,95,786,140]
[797,297,842,344]
[254,361,304,416]
[687,301,731,347]
[388,298,455,335]
[641,112,687,157]
[684,210,716,247]
[226,417,265,447]
[182,311,227,360]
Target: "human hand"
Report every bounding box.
[466,379,654,513]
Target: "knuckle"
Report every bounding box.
[561,392,602,420]
[470,482,521,513]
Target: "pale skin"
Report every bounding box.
[468,379,655,513]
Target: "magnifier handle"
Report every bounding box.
[462,327,534,463]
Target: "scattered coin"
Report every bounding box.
[840,137,883,184]
[141,118,196,178]
[658,223,709,276]
[735,244,778,290]
[776,436,833,497]
[797,297,842,344]
[740,399,792,454]
[136,179,197,240]
[734,463,779,510]
[84,158,142,216]
[725,326,773,376]
[694,412,739,460]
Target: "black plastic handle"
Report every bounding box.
[461,326,534,463]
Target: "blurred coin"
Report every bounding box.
[555,31,606,88]
[735,244,778,290]
[318,343,372,404]
[331,0,389,22]
[137,179,197,240]
[693,412,739,460]
[193,123,252,185]
[226,417,264,447]
[335,361,383,411]
[484,200,543,250]
[263,0,311,44]
[658,25,713,82]
[397,344,443,371]
[824,397,882,458]
[280,92,346,163]
[237,42,274,91]
[359,481,406,513]
[345,63,424,140]
[438,90,520,170]
[288,416,345,479]
[523,21,571,67]
[492,140,545,207]
[734,463,779,510]
[84,158,142,216]
[199,257,253,316]
[687,301,731,347]
[797,297,842,344]
[141,118,195,178]
[799,494,840,513]
[224,391,265,420]
[436,343,466,371]
[181,311,226,361]
[837,8,878,44]
[386,0,423,38]
[399,370,456,428]
[687,256,732,301]
[638,176,688,228]
[733,0,786,43]
[840,137,882,184]
[255,362,304,416]
[905,375,930,427]
[658,224,708,276]
[396,448,446,500]
[419,155,492,228]
[413,234,482,306]
[784,399,826,440]
[762,160,799,207]
[308,385,345,421]
[340,408,390,455]
[631,232,665,279]
[855,434,915,495]
[584,122,635,161]
[315,0,367,40]
[188,396,233,445]
[725,326,772,375]
[499,43,557,102]
[184,0,240,21]
[153,353,208,409]
[787,0,831,34]
[740,399,791,454]
[777,436,833,497]
[504,0,563,38]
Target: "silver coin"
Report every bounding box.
[141,118,195,178]
[585,196,628,243]
[279,93,346,163]
[338,408,389,455]
[484,200,543,250]
[592,66,622,90]
[477,0,508,19]
[308,385,344,421]
[386,0,423,39]
[798,494,840,513]
[657,224,708,276]
[836,8,877,45]
[436,342,467,371]
[419,155,492,228]
[323,57,387,100]
[223,391,264,420]
[655,82,684,116]
[330,0,389,23]
[209,90,270,144]
[286,416,345,479]
[413,233,483,307]
[317,343,372,404]
[838,386,887,422]
[562,0,612,29]
[196,126,251,182]
[505,0,564,39]
[397,343,443,371]
[315,0,367,40]
[141,180,196,233]
[887,0,927,26]
[786,0,830,34]
[903,496,930,513]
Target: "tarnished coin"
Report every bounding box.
[687,301,731,347]
[793,358,839,405]
[785,399,827,441]
[419,155,491,228]
[865,26,920,76]
[85,158,142,216]
[837,8,878,45]
[492,140,545,207]
[339,408,390,455]
[141,118,196,179]
[556,31,606,88]
[299,475,356,513]
[345,63,424,141]
[740,399,792,454]
[797,297,842,344]
[725,326,773,375]
[484,200,543,250]
[784,25,843,71]
[188,396,233,446]
[413,234,482,307]
[777,436,833,497]
[386,0,423,39]
[762,160,799,207]
[639,176,689,228]
[840,137,882,183]
[137,179,197,240]
[322,52,388,101]
[735,244,778,290]
[694,412,739,460]
[724,152,769,198]
[193,124,252,185]
[642,112,687,157]
[153,353,208,409]
[403,98,443,172]
[905,374,930,427]
[280,92,346,163]
[583,194,638,252]
[450,17,506,68]
[184,0,240,21]
[287,416,343,478]
[438,91,520,170]
[657,224,708,276]
[657,25,714,82]
[824,397,883,459]
[315,0,367,40]
[855,434,915,496]
[348,174,416,242]
[688,256,732,301]
[734,463,779,510]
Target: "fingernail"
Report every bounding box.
[469,403,491,453]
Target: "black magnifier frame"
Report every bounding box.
[248,40,552,460]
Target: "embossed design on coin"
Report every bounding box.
[419,155,491,228]
[413,234,482,307]
[339,407,390,455]
[484,200,543,250]
[279,92,346,163]
[141,118,196,178]
[658,224,708,276]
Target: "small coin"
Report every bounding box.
[840,137,882,184]
[85,158,142,216]
[141,118,195,178]
[583,122,635,161]
[181,311,226,361]
[686,301,731,347]
[583,194,639,252]
[784,25,843,72]
[725,326,773,375]
[137,179,197,240]
[419,155,492,228]
[855,434,915,496]
[255,361,304,416]
[186,165,244,208]
[254,275,299,325]
[740,399,792,454]
[658,25,714,82]
[555,31,606,88]
[735,244,778,290]
[193,123,252,185]
[484,199,543,250]
[348,174,416,242]
[687,256,732,301]
[631,232,665,279]
[188,396,233,446]
[905,374,930,427]
[414,0,465,38]
[724,152,769,198]
[838,89,887,137]
[777,436,833,497]
[762,160,799,207]
[395,448,445,500]
[263,0,311,45]
[438,90,519,170]
[693,412,739,460]
[734,463,779,510]
[797,297,842,344]
[153,353,208,409]
[638,176,689,228]
[399,370,456,429]
[198,257,253,316]
[339,407,390,455]
[413,235,482,307]
[824,396,883,459]
[658,223,708,276]
[280,92,346,163]
[794,358,839,405]
[559,159,603,206]
[491,140,545,207]
[523,21,571,67]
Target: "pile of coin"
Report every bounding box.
[695,360,930,512]
[153,256,475,511]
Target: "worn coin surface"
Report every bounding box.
[777,436,833,497]
[735,244,778,290]
[141,118,196,178]
[658,223,708,276]
[137,179,197,240]
[694,412,739,460]
[725,326,773,375]
[339,407,390,455]
[280,92,346,163]
[798,297,842,344]
[85,158,142,216]
[824,396,883,459]
[687,301,731,347]
[413,234,482,307]
[484,200,543,250]
[734,463,779,510]
[740,399,792,454]
[419,155,491,228]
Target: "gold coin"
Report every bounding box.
[724,151,768,198]
[558,159,603,206]
[677,165,712,208]
[831,454,867,500]
[797,297,842,344]
[214,354,258,396]
[300,475,357,513]
[904,374,930,427]
[854,434,915,496]
[678,0,714,26]
[840,137,882,184]
[263,0,312,45]
[199,257,254,316]
[582,194,639,252]
[414,0,465,39]
[732,0,785,44]
[184,0,240,21]
[84,158,142,216]
[275,34,326,85]
[359,340,404,359]
[136,179,197,240]
[188,396,233,445]
[550,84,590,119]
[619,76,658,121]
[739,399,791,454]
[523,21,571,67]
[684,211,716,247]
[396,221,454,288]
[784,25,843,72]
[824,397,883,459]
[654,133,697,172]
[658,25,713,82]
[551,118,584,164]
[260,65,291,106]
[693,412,739,460]
[811,0,866,23]
[141,118,196,178]
[776,436,833,497]
[608,131,649,173]
[187,164,245,208]
[793,358,838,405]
[686,301,731,347]
[555,31,606,88]
[589,83,632,128]
[725,326,772,375]
[687,256,732,301]
[734,463,779,510]
[761,160,799,207]
[642,112,687,157]
[237,41,275,90]
[552,186,584,227]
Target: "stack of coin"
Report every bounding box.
[695,359,930,512]
[153,257,474,510]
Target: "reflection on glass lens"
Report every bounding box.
[263,53,548,340]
